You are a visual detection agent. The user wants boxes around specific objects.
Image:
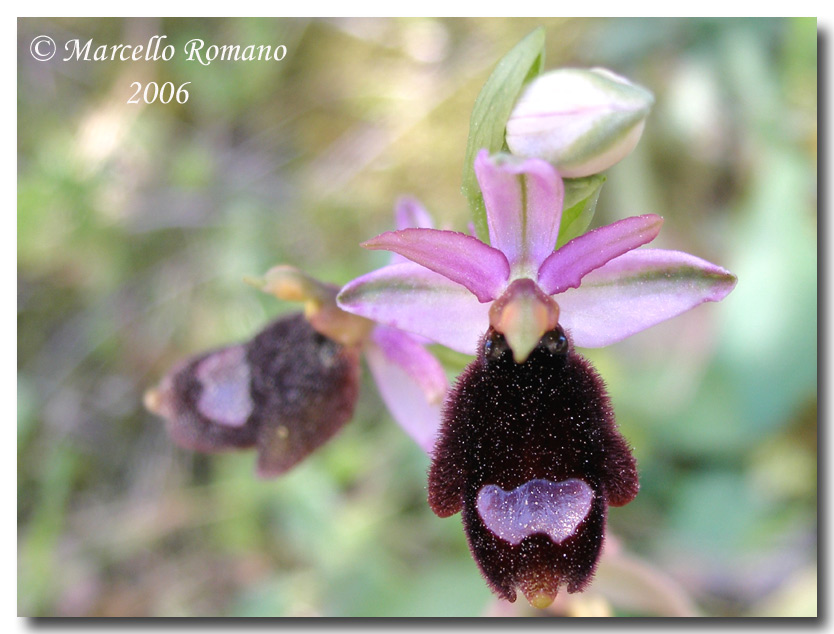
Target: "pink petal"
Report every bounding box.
[394,195,434,231]
[369,325,448,404]
[557,249,738,348]
[337,262,491,355]
[475,149,565,270]
[362,228,508,303]
[364,327,448,452]
[390,197,435,265]
[538,214,664,294]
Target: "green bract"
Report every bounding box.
[462,27,545,242]
[558,174,606,248]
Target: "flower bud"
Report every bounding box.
[505,68,654,178]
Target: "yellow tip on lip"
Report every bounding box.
[143,387,168,417]
[528,592,556,610]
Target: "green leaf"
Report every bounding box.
[462,28,546,242]
[556,174,607,247]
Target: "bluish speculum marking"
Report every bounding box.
[195,345,254,427]
[476,478,595,546]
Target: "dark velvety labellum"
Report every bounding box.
[428,326,638,605]
[247,314,360,477]
[149,313,360,477]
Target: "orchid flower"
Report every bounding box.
[338,149,737,364]
[145,201,448,477]
[337,149,736,608]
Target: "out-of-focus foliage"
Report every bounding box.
[18,17,816,617]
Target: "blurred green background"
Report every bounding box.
[17,17,817,617]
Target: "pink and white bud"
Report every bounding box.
[506,68,654,178]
